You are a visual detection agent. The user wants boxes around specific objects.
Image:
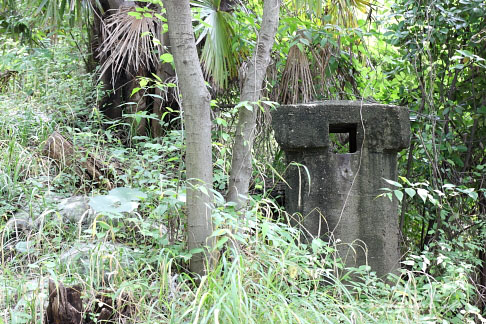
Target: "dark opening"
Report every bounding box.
[329,123,358,153]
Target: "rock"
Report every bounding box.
[4,194,94,237]
[5,214,33,235]
[57,196,96,225]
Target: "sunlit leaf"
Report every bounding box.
[394,190,404,202]
[193,0,243,89]
[160,52,173,63]
[417,188,428,203]
[405,188,416,198]
[109,187,147,201]
[383,178,403,188]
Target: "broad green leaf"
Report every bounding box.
[154,13,166,21]
[398,176,412,185]
[235,101,253,111]
[214,117,227,126]
[89,195,120,213]
[383,178,402,188]
[442,183,455,190]
[433,189,445,197]
[311,238,326,253]
[15,241,34,253]
[467,191,478,200]
[131,87,141,96]
[428,196,439,206]
[139,78,148,88]
[109,187,147,201]
[405,188,416,198]
[199,185,208,196]
[154,204,168,215]
[394,190,404,202]
[456,49,474,58]
[296,42,305,53]
[90,197,138,214]
[477,106,486,115]
[417,188,428,203]
[160,53,173,63]
[127,11,142,19]
[113,201,139,213]
[97,221,112,230]
[402,260,415,266]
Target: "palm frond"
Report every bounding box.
[193,0,242,89]
[32,0,93,28]
[277,44,315,104]
[97,6,163,85]
[325,0,370,27]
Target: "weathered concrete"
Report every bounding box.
[272,100,410,276]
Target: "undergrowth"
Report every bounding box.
[0,36,484,324]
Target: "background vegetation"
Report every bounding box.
[0,0,485,322]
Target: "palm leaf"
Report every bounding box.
[33,0,94,28]
[326,0,370,27]
[192,0,242,89]
[97,6,163,85]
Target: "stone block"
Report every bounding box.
[273,100,410,277]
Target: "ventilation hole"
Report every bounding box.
[329,123,358,153]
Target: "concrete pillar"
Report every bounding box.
[272,101,410,276]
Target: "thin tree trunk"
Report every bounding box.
[152,30,175,137]
[227,0,280,209]
[94,0,134,119]
[163,0,214,275]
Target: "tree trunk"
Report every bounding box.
[92,0,133,119]
[152,30,176,137]
[162,0,215,275]
[45,279,83,324]
[227,0,280,209]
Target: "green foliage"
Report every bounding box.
[1,1,486,322]
[381,0,486,181]
[286,0,369,27]
[193,0,243,89]
[0,11,32,42]
[90,187,147,215]
[367,1,486,291]
[0,35,97,209]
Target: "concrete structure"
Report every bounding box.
[272,101,410,276]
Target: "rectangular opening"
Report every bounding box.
[329,123,357,153]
